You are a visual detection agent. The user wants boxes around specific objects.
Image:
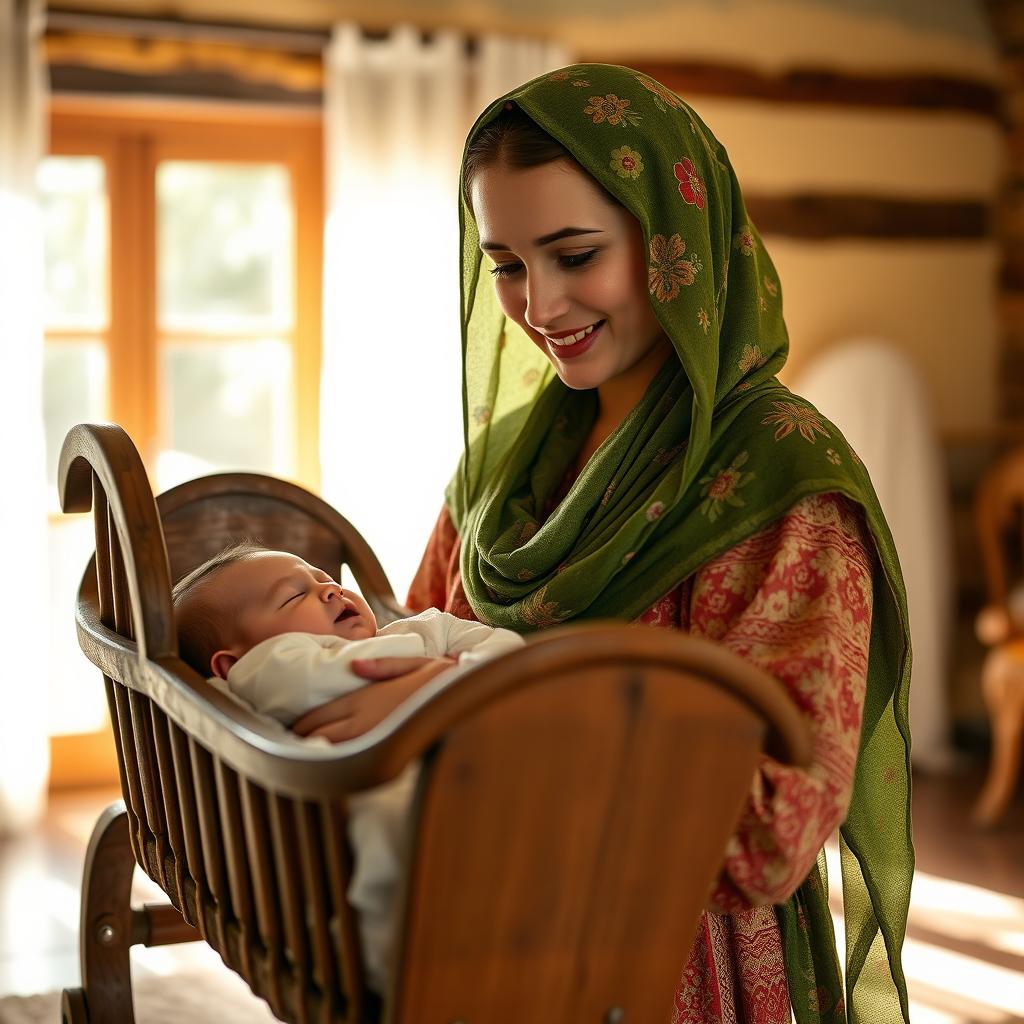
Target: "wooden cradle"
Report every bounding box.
[56,422,811,1024]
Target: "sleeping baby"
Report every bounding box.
[171,540,523,995]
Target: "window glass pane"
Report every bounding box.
[37,157,108,330]
[48,516,105,735]
[158,162,293,333]
[43,341,107,494]
[157,339,294,491]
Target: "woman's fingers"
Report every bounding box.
[350,656,435,681]
[292,693,355,735]
[292,658,459,741]
[309,719,357,743]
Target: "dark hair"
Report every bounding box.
[462,104,617,211]
[172,539,265,676]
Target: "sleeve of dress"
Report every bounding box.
[688,492,875,912]
[406,504,460,613]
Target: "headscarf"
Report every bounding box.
[447,63,912,1024]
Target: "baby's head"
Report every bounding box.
[172,542,377,680]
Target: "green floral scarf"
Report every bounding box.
[447,64,912,1024]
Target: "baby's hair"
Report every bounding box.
[172,539,266,676]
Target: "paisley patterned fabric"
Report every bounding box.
[407,491,874,1022]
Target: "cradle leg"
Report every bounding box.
[75,802,138,1023]
[974,651,1024,827]
[60,986,89,1023]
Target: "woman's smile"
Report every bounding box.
[542,319,605,359]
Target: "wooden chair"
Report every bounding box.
[57,422,812,1024]
[973,445,1024,826]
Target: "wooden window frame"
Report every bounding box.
[48,95,323,788]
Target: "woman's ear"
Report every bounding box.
[210,649,239,680]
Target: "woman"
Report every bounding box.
[296,63,913,1024]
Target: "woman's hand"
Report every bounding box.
[291,655,456,742]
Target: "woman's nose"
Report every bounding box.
[525,271,570,331]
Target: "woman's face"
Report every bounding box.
[470,158,669,393]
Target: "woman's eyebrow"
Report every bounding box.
[480,227,601,251]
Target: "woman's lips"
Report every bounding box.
[545,320,604,360]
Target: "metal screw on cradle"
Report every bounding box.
[96,923,117,945]
[605,1008,625,1024]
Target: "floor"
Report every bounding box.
[0,765,1022,1021]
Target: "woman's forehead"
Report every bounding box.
[472,160,617,247]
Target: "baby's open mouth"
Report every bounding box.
[335,606,358,624]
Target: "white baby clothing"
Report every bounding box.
[225,607,523,727]
[214,607,523,993]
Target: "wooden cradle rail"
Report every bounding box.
[56,422,812,1024]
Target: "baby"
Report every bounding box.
[171,540,524,994]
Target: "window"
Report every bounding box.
[42,97,322,784]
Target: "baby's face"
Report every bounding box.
[214,551,378,652]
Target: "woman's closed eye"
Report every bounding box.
[489,248,599,279]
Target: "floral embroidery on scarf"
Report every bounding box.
[733,226,756,255]
[826,448,842,466]
[610,145,644,179]
[621,551,636,565]
[473,405,492,425]
[738,344,767,373]
[764,274,779,297]
[584,94,642,126]
[674,158,707,210]
[646,501,666,521]
[635,74,684,111]
[697,308,711,334]
[520,585,570,628]
[758,294,768,313]
[699,451,754,521]
[648,233,696,302]
[548,70,570,81]
[761,401,831,444]
[572,78,590,87]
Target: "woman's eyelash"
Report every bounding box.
[561,249,598,269]
[489,262,521,279]
[489,249,599,279]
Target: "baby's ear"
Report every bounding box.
[210,649,239,680]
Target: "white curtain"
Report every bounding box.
[793,339,956,771]
[321,25,568,599]
[0,0,50,832]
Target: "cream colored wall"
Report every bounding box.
[689,96,1003,438]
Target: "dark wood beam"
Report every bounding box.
[634,61,1001,120]
[745,194,991,240]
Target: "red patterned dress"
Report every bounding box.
[406,491,874,1024]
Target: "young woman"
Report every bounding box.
[296,63,913,1024]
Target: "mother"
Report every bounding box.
[299,63,913,1024]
